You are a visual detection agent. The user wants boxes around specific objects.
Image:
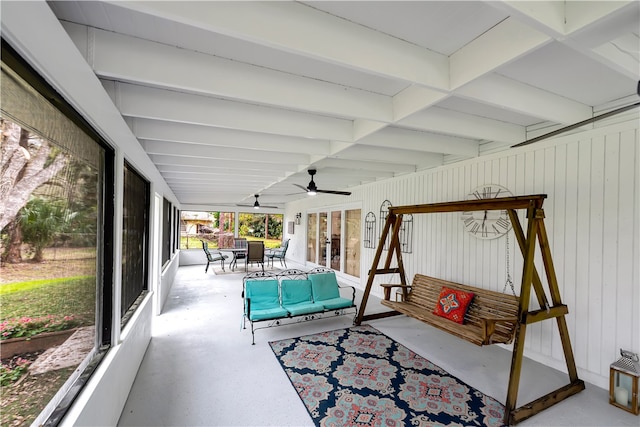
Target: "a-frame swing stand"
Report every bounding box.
[356,194,585,425]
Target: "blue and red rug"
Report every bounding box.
[269,324,505,427]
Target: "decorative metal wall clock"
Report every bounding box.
[461,184,513,239]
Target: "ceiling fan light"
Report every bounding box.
[307,189,317,196]
[253,202,260,209]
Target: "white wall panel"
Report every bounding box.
[617,130,638,353]
[602,132,620,376]
[288,117,638,389]
[1,4,181,425]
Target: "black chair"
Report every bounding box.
[266,238,289,268]
[246,241,264,272]
[201,241,228,273]
[232,238,248,270]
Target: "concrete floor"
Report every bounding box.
[118,263,639,426]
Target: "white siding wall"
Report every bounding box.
[287,117,639,389]
[2,3,181,425]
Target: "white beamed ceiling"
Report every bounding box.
[48,0,639,208]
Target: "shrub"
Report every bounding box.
[0,357,30,386]
[0,315,81,341]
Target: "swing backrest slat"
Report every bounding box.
[385,274,520,345]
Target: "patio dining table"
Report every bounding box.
[219,248,248,271]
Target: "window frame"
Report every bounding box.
[161,197,172,267]
[1,39,115,425]
[121,160,150,327]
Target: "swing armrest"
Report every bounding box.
[380,284,411,300]
[479,316,519,345]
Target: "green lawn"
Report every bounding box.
[0,276,96,323]
[181,236,282,250]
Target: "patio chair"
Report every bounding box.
[246,241,265,272]
[266,238,289,268]
[231,238,248,270]
[201,241,228,273]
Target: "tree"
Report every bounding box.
[238,213,283,239]
[57,162,98,247]
[20,197,69,262]
[2,218,24,263]
[0,119,68,231]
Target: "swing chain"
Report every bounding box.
[503,229,516,296]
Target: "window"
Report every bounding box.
[179,211,284,250]
[174,208,180,251]
[121,161,149,325]
[307,212,318,263]
[306,208,360,278]
[180,211,238,249]
[345,209,361,277]
[217,211,236,244]
[238,212,283,246]
[0,41,113,426]
[161,198,171,266]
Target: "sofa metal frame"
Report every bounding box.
[242,267,357,344]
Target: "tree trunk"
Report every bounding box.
[2,219,23,263]
[0,120,68,231]
[33,246,44,263]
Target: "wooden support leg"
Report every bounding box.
[356,213,395,325]
[504,203,538,424]
[556,316,580,381]
[509,379,585,424]
[505,321,528,424]
[536,216,580,382]
[506,206,585,424]
[507,209,550,310]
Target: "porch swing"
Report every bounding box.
[355,194,585,425]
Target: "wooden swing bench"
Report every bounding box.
[380,274,519,346]
[357,195,585,425]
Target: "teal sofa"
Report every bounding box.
[242,268,357,344]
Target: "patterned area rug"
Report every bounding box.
[269,324,505,427]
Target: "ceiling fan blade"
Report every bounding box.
[236,203,279,209]
[236,194,280,209]
[316,189,352,196]
[291,184,350,196]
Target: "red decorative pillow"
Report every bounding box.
[433,286,475,324]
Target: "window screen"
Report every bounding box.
[1,41,113,426]
[121,161,149,325]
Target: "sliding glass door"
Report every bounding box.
[344,209,360,276]
[306,212,317,263]
[329,211,341,271]
[319,212,328,266]
[307,207,360,278]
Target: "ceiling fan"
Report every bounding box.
[294,169,352,196]
[237,194,278,210]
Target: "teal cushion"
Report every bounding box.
[309,273,340,301]
[282,301,324,316]
[281,279,313,305]
[249,307,289,321]
[320,297,353,310]
[245,279,280,311]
